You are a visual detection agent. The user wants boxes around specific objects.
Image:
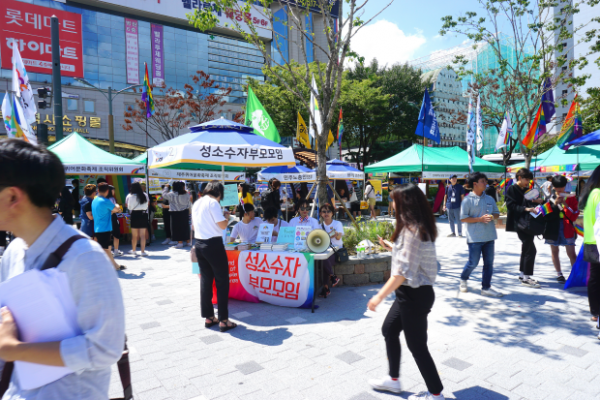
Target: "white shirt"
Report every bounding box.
[269,219,288,242]
[321,220,344,248]
[125,193,149,211]
[288,216,320,230]
[230,218,263,243]
[192,196,226,239]
[541,181,552,198]
[0,216,125,400]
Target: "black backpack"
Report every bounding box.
[260,189,273,209]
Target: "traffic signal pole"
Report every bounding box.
[51,16,64,141]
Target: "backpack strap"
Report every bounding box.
[40,235,86,271]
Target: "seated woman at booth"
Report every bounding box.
[230,203,262,243]
[263,206,288,242]
[319,203,343,297]
[288,199,320,230]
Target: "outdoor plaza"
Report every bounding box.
[107,222,600,400]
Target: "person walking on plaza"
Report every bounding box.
[442,175,465,237]
[579,166,600,333]
[543,175,579,283]
[92,183,125,271]
[58,186,74,226]
[0,139,125,399]
[459,172,503,298]
[368,183,444,400]
[79,184,96,238]
[106,185,123,257]
[365,181,377,219]
[126,182,149,256]
[162,181,191,248]
[192,180,237,332]
[506,168,543,288]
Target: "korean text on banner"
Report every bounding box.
[236,251,315,308]
[212,250,260,304]
[0,0,83,78]
[150,24,164,87]
[125,18,139,84]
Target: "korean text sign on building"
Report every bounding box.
[0,0,83,78]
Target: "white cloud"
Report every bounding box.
[348,20,426,67]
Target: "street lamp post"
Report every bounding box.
[75,78,142,153]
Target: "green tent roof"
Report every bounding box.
[509,145,600,172]
[133,152,243,171]
[365,144,505,174]
[49,133,142,167]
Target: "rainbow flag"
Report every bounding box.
[141,63,155,118]
[106,175,132,205]
[499,178,513,188]
[540,202,553,216]
[556,96,583,150]
[522,104,546,149]
[575,224,584,237]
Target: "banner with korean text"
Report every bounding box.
[0,0,83,77]
[216,251,315,308]
[150,24,164,87]
[125,18,139,84]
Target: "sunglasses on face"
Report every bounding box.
[300,207,310,211]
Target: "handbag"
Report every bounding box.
[360,201,369,210]
[0,235,133,400]
[321,223,349,263]
[516,196,546,236]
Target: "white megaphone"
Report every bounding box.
[306,229,331,253]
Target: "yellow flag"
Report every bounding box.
[297,112,311,149]
[326,130,335,150]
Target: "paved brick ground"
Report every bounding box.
[109,220,600,400]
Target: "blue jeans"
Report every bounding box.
[447,207,462,235]
[461,240,495,290]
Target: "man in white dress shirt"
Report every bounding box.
[288,199,320,230]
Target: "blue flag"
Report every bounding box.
[541,78,555,123]
[415,89,440,144]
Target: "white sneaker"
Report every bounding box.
[169,241,178,245]
[368,376,401,393]
[459,280,468,293]
[408,391,445,400]
[162,239,171,245]
[481,287,504,298]
[175,243,184,249]
[522,278,541,288]
[113,249,123,257]
[128,250,138,257]
[140,251,149,257]
[184,241,191,247]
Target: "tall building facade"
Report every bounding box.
[420,67,468,149]
[0,0,334,153]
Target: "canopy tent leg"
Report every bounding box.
[145,151,151,232]
[221,165,225,213]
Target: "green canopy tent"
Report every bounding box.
[49,132,145,176]
[364,144,505,179]
[133,152,245,182]
[508,145,600,177]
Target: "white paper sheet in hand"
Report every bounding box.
[0,268,80,390]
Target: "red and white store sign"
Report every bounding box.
[0,0,83,78]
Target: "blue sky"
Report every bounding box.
[349,0,484,67]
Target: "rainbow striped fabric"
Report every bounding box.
[575,224,584,237]
[522,104,546,149]
[556,96,583,150]
[141,63,155,118]
[499,178,513,188]
[540,202,553,216]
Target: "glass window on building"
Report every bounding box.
[67,99,78,111]
[84,100,95,113]
[305,14,314,64]
[272,7,289,65]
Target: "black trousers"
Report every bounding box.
[585,244,600,316]
[517,231,536,276]
[0,231,6,247]
[382,285,443,395]
[195,237,230,321]
[163,209,171,239]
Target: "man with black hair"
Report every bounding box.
[71,178,81,218]
[92,183,125,271]
[443,175,465,237]
[0,139,125,399]
[459,172,503,298]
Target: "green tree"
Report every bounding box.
[187,0,393,207]
[581,87,600,133]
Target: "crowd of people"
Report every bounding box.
[1,138,600,400]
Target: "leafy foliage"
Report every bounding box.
[342,220,395,253]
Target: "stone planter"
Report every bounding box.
[334,252,392,286]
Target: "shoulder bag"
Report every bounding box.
[516,196,546,236]
[321,223,349,263]
[0,235,133,400]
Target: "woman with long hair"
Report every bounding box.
[579,165,600,333]
[163,181,192,248]
[126,182,149,256]
[193,180,237,332]
[58,186,74,225]
[365,181,377,219]
[368,183,444,400]
[161,184,172,245]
